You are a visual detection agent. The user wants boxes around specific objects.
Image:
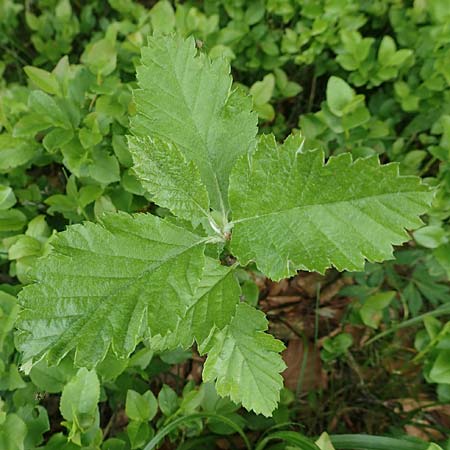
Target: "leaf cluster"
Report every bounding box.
[0,1,449,449]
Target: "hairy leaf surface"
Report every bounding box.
[150,258,241,350]
[128,136,210,224]
[131,34,257,214]
[203,302,286,417]
[229,134,433,280]
[16,212,205,368]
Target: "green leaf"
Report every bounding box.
[22,214,49,239]
[434,243,450,278]
[0,185,16,210]
[121,169,146,196]
[94,196,116,219]
[377,36,396,66]
[16,212,206,368]
[129,136,210,224]
[429,350,450,384]
[158,385,179,416]
[81,38,117,77]
[0,209,27,232]
[342,104,370,130]
[326,76,355,117]
[150,0,175,33]
[60,368,100,430]
[316,432,336,450]
[103,438,127,450]
[241,280,259,306]
[393,49,413,66]
[96,348,128,381]
[426,444,444,450]
[254,103,275,121]
[424,316,443,340]
[321,333,353,362]
[179,389,203,414]
[203,302,286,417]
[330,434,431,450]
[29,358,75,393]
[13,114,52,138]
[93,196,115,220]
[0,134,37,172]
[8,235,42,260]
[38,432,79,449]
[250,74,275,106]
[0,291,19,350]
[43,128,74,153]
[28,91,72,129]
[255,431,320,450]
[78,127,102,149]
[1,362,27,390]
[78,185,103,208]
[404,283,423,316]
[88,149,120,185]
[413,225,448,249]
[55,0,72,19]
[24,66,60,96]
[377,36,412,68]
[229,134,432,280]
[113,135,133,167]
[17,404,49,448]
[128,421,152,449]
[131,35,257,214]
[150,258,241,350]
[0,414,27,450]
[126,390,158,422]
[360,291,396,329]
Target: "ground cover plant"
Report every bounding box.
[1,1,450,449]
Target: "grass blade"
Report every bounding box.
[255,430,321,450]
[143,412,251,450]
[330,434,430,450]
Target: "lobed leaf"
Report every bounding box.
[150,258,241,351]
[203,302,286,417]
[128,135,210,224]
[229,133,433,280]
[131,34,257,215]
[16,212,206,368]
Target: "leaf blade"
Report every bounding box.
[203,302,286,416]
[131,34,257,214]
[16,212,206,368]
[150,258,241,350]
[229,134,432,280]
[128,136,210,224]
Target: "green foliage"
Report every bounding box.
[15,34,431,421]
[0,0,449,448]
[203,303,286,416]
[17,213,207,367]
[230,133,431,279]
[60,368,100,444]
[126,389,158,422]
[320,333,353,363]
[360,291,396,329]
[316,432,336,450]
[131,34,257,214]
[129,136,210,224]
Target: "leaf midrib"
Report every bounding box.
[63,236,206,301]
[231,190,426,225]
[25,235,207,361]
[165,41,227,214]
